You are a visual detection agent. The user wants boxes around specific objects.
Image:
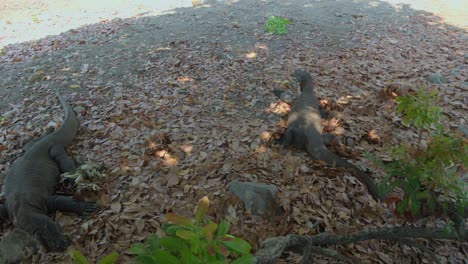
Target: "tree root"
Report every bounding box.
[254,226,467,263]
[301,244,358,264]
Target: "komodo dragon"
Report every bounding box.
[280,69,381,201]
[0,94,98,252]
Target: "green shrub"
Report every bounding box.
[396,88,443,140]
[129,196,253,264]
[265,16,291,35]
[377,88,467,215]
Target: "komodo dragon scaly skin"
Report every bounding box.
[281,69,381,200]
[0,94,98,252]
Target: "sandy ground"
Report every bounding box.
[386,0,467,26]
[1,0,466,48]
[0,0,197,47]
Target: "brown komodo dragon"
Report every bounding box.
[0,94,98,252]
[280,69,381,200]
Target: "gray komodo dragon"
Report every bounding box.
[0,93,98,252]
[280,69,381,201]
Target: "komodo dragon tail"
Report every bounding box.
[47,93,79,146]
[306,144,382,201]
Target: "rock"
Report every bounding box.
[450,65,464,76]
[0,229,38,264]
[427,72,447,84]
[272,89,294,103]
[69,66,80,73]
[464,53,468,64]
[458,125,468,137]
[73,105,86,113]
[80,64,89,73]
[280,92,294,104]
[175,88,187,95]
[228,180,281,218]
[28,70,45,83]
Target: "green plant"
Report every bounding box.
[265,16,291,35]
[31,14,40,23]
[377,88,467,216]
[71,250,119,264]
[129,196,253,264]
[396,88,443,144]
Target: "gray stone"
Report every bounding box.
[228,180,280,218]
[458,125,468,137]
[449,65,464,76]
[73,105,86,113]
[280,92,294,104]
[427,72,447,84]
[28,70,45,83]
[0,229,38,264]
[175,88,188,95]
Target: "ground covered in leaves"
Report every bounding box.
[0,0,466,263]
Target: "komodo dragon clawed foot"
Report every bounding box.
[47,195,100,215]
[0,204,8,220]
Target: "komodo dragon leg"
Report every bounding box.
[16,212,69,251]
[319,105,328,119]
[321,133,338,146]
[280,129,337,149]
[47,196,99,215]
[0,228,38,264]
[279,127,309,148]
[49,144,76,173]
[0,205,8,220]
[279,127,294,147]
[1,197,98,220]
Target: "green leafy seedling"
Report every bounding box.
[396,88,443,135]
[31,14,40,23]
[129,196,254,264]
[265,16,291,35]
